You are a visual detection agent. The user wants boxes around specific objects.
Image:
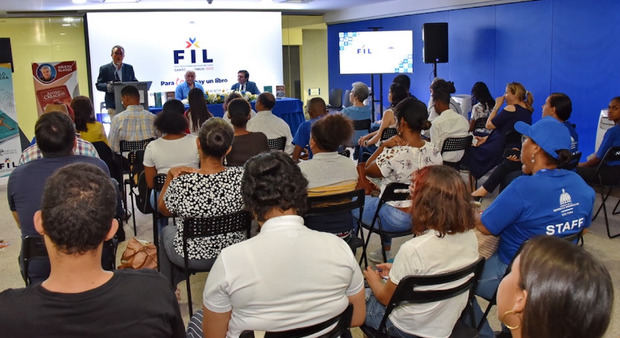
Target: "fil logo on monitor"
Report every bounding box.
[173,37,214,64]
[357,45,372,54]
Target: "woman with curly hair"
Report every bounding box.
[496,235,613,338]
[364,165,479,338]
[195,151,365,337]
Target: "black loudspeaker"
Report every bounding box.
[423,23,448,63]
[0,38,13,72]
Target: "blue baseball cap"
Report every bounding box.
[514,117,571,159]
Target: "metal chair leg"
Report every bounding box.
[613,198,620,215]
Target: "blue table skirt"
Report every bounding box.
[148,97,305,134]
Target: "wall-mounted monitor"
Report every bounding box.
[338,30,413,74]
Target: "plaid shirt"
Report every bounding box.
[18,137,99,165]
[108,105,157,153]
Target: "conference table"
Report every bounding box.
[148,97,305,134]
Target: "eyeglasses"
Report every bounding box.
[521,135,529,144]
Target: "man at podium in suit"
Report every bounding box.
[230,70,260,94]
[96,45,137,118]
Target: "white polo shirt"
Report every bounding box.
[298,152,358,189]
[247,110,294,154]
[202,215,364,337]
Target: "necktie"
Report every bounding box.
[114,71,120,82]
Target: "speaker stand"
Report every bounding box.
[433,60,438,78]
[370,73,384,122]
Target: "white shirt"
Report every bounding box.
[202,215,364,338]
[246,110,294,154]
[388,230,479,338]
[429,108,470,163]
[427,97,463,122]
[142,134,199,174]
[298,152,358,189]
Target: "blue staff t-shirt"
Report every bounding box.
[564,121,579,153]
[481,169,595,264]
[292,117,320,159]
[596,124,620,166]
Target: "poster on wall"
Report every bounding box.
[0,63,22,177]
[31,61,79,116]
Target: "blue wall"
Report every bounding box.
[327,0,620,154]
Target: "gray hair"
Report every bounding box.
[351,82,369,102]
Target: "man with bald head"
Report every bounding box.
[175,70,204,100]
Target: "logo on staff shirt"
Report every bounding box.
[547,188,585,235]
[559,188,572,207]
[553,188,579,217]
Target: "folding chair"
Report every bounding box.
[362,257,485,338]
[119,138,154,235]
[267,136,286,151]
[305,189,366,262]
[590,146,620,238]
[151,173,168,270]
[380,127,398,141]
[21,236,48,286]
[181,210,252,316]
[441,135,473,169]
[360,182,411,265]
[239,304,353,338]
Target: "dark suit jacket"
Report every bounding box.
[230,81,260,95]
[96,63,137,109]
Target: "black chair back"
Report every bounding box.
[380,127,398,141]
[441,135,473,168]
[267,136,286,151]
[353,119,371,132]
[328,88,343,110]
[305,189,365,253]
[119,138,154,235]
[241,304,353,338]
[598,146,620,173]
[473,117,487,131]
[151,173,168,267]
[376,257,485,333]
[343,89,352,108]
[181,210,252,316]
[22,236,48,286]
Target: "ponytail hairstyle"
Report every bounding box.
[471,82,495,112]
[507,82,534,112]
[430,79,456,105]
[394,97,431,132]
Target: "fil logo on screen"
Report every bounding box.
[357,45,372,54]
[173,37,214,64]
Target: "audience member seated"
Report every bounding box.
[577,96,620,184]
[19,110,99,166]
[189,151,365,337]
[469,81,494,135]
[354,98,442,262]
[358,82,408,152]
[497,235,613,338]
[223,92,256,124]
[427,78,463,122]
[8,112,111,284]
[474,117,595,337]
[108,85,157,153]
[247,92,294,154]
[364,165,479,338]
[143,100,199,224]
[0,163,185,338]
[225,98,269,166]
[292,97,328,162]
[463,82,533,180]
[473,93,578,199]
[175,70,204,101]
[71,95,109,146]
[185,87,212,134]
[157,118,244,288]
[392,74,418,100]
[429,79,470,163]
[299,113,357,194]
[342,81,372,146]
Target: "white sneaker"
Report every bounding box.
[368,248,391,263]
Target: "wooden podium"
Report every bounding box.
[111,81,152,111]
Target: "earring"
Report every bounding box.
[501,310,521,330]
[530,154,535,164]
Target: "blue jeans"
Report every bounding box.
[365,293,418,338]
[470,253,509,338]
[352,196,411,246]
